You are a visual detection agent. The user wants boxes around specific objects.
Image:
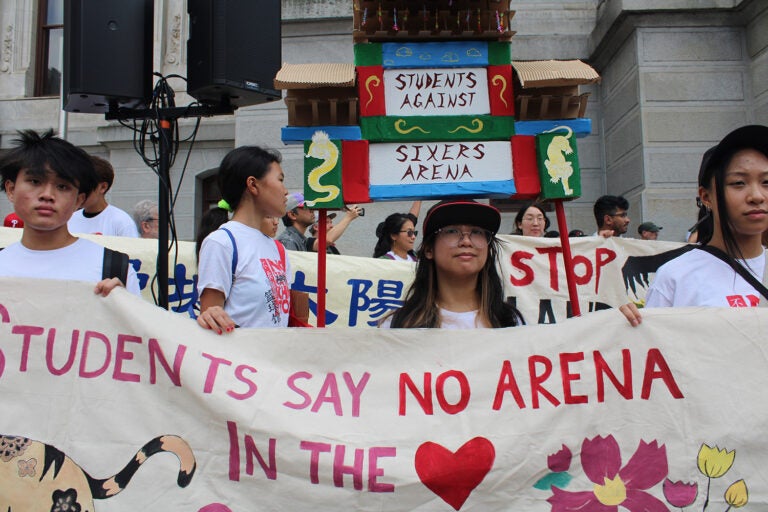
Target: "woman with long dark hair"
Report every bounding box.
[381,199,524,328]
[622,125,768,323]
[373,212,418,261]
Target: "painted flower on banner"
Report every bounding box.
[697,444,735,478]
[724,479,748,508]
[545,435,669,512]
[534,444,573,491]
[662,478,697,508]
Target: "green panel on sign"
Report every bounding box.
[360,115,515,142]
[304,133,345,209]
[354,43,383,66]
[535,128,581,200]
[488,42,512,65]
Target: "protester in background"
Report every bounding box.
[196,146,290,332]
[277,192,314,251]
[195,207,229,261]
[373,212,418,261]
[133,199,159,239]
[0,129,139,296]
[3,212,23,228]
[569,229,585,237]
[381,199,524,328]
[260,215,279,238]
[593,195,630,237]
[622,125,768,324]
[513,202,550,237]
[307,205,364,254]
[637,221,662,240]
[68,155,139,237]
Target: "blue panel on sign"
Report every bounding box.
[369,180,516,201]
[514,119,592,138]
[281,126,362,145]
[381,41,489,69]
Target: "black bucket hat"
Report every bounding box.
[423,199,501,237]
[698,125,768,186]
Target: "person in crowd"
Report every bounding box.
[195,207,230,261]
[196,146,290,332]
[68,155,139,237]
[543,230,560,238]
[380,199,525,328]
[260,215,279,238]
[569,229,585,237]
[373,212,418,261]
[513,202,550,237]
[133,199,159,239]
[637,221,662,240]
[307,205,364,254]
[621,124,768,324]
[276,192,315,251]
[593,195,630,237]
[0,129,139,295]
[3,212,23,228]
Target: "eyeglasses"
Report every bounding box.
[611,211,629,218]
[399,230,418,237]
[145,217,159,222]
[435,226,493,247]
[522,215,545,223]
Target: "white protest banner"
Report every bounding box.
[0,278,765,511]
[384,68,490,116]
[0,227,690,326]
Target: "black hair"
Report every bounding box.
[593,195,629,228]
[195,207,230,261]
[373,213,417,258]
[698,145,768,258]
[513,202,551,234]
[217,146,282,212]
[90,155,115,190]
[389,233,524,328]
[0,129,97,195]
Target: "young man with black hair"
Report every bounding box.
[593,195,630,237]
[68,155,139,237]
[0,130,140,295]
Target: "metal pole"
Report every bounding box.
[157,118,173,309]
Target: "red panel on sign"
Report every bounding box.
[356,66,386,117]
[487,65,514,117]
[342,140,371,203]
[511,135,541,199]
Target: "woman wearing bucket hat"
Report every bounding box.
[380,199,524,329]
[622,125,768,323]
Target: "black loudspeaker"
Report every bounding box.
[63,0,153,113]
[187,0,281,108]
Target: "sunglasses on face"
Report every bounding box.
[399,229,418,237]
[435,226,493,247]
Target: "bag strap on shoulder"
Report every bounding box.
[220,227,238,276]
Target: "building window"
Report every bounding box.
[34,0,64,97]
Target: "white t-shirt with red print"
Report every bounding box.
[645,248,765,308]
[197,221,291,328]
[68,204,140,238]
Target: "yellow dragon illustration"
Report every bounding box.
[304,130,340,207]
[543,126,575,196]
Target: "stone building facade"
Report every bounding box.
[0,0,766,253]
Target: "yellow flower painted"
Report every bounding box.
[594,476,627,506]
[697,444,735,478]
[724,479,748,508]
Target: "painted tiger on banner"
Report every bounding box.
[0,434,196,511]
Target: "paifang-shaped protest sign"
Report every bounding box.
[1,278,767,511]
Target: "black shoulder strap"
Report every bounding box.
[697,245,768,303]
[102,247,129,285]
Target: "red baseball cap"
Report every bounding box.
[3,212,23,228]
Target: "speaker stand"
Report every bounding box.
[106,104,234,309]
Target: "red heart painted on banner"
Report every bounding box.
[415,437,496,510]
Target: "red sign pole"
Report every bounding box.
[554,200,581,317]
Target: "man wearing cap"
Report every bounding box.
[637,222,662,240]
[3,212,23,228]
[306,205,364,254]
[277,192,315,251]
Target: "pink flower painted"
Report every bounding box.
[547,435,669,512]
[663,478,697,508]
[548,444,572,472]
